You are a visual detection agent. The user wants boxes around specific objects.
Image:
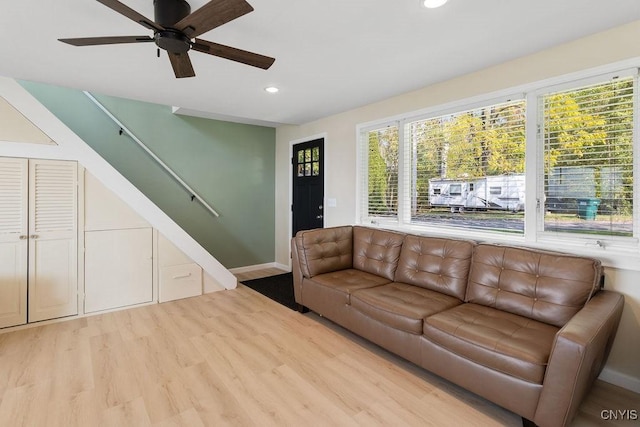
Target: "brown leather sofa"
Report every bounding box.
[291,225,624,427]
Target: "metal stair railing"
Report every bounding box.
[83,91,219,217]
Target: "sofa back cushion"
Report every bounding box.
[295,226,353,278]
[353,226,405,281]
[395,235,474,300]
[466,244,602,327]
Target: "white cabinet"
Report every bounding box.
[83,171,153,313]
[0,157,78,328]
[84,228,153,313]
[159,263,202,303]
[158,234,203,303]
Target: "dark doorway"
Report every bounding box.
[292,138,324,236]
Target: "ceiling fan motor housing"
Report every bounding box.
[155,30,191,53]
[154,0,191,27]
[154,0,192,53]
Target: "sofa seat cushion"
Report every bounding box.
[311,269,392,304]
[423,303,559,384]
[351,283,463,335]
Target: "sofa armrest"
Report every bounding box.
[534,290,624,427]
[291,237,304,305]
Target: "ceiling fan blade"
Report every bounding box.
[96,0,164,32]
[192,39,275,70]
[168,51,196,78]
[59,36,154,46]
[175,0,254,39]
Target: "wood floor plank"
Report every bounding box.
[0,269,636,426]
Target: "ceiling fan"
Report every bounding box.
[59,0,275,78]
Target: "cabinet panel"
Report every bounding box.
[0,96,54,145]
[84,171,149,231]
[159,263,202,303]
[28,159,78,322]
[85,228,153,313]
[28,238,77,322]
[0,158,27,328]
[0,241,27,328]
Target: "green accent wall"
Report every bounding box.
[20,81,275,269]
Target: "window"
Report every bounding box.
[405,98,526,230]
[297,147,320,177]
[363,125,399,219]
[540,77,634,237]
[358,66,638,254]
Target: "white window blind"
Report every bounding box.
[540,76,635,237]
[405,99,526,232]
[362,125,399,221]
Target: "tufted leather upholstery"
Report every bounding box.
[352,226,405,281]
[295,226,353,278]
[466,244,602,327]
[395,235,474,300]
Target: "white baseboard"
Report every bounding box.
[599,367,640,394]
[274,262,291,271]
[229,262,291,275]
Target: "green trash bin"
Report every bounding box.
[577,198,600,220]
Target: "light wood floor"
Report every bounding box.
[0,270,636,426]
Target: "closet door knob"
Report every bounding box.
[30,234,39,239]
[19,235,28,240]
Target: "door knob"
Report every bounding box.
[19,235,28,240]
[30,234,39,239]
[316,215,323,219]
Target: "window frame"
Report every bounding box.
[356,62,640,270]
[532,69,639,251]
[357,121,402,225]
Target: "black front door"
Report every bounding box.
[292,138,324,236]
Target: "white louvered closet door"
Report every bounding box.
[0,158,28,328]
[27,159,78,322]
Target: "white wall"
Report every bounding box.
[275,20,640,392]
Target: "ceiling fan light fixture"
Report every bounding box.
[265,86,279,94]
[58,0,276,78]
[421,0,448,8]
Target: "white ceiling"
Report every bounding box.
[2,0,640,127]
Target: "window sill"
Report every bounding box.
[359,220,640,272]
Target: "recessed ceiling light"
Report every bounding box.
[265,86,279,94]
[421,0,448,8]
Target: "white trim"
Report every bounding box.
[0,77,237,290]
[229,262,290,275]
[274,262,291,271]
[77,165,86,315]
[600,367,640,394]
[356,120,401,225]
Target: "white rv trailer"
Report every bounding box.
[429,174,525,212]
